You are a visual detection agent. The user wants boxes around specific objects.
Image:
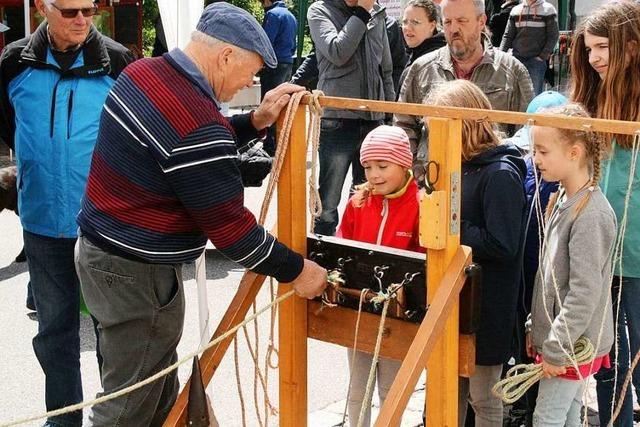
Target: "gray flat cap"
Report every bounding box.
[196,3,277,68]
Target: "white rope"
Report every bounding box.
[307,90,324,231]
[0,290,296,427]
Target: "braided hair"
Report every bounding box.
[542,104,606,219]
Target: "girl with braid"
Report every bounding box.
[526,104,617,426]
[569,2,640,425]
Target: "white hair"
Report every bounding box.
[473,0,485,15]
[42,0,57,9]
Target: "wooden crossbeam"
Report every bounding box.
[300,95,640,135]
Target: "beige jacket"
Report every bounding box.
[394,39,533,167]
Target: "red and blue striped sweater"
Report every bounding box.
[77,50,303,283]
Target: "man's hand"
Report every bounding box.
[541,360,566,379]
[357,0,375,12]
[251,83,306,131]
[290,259,328,299]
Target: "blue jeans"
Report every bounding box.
[23,230,83,426]
[517,56,548,96]
[533,376,585,426]
[313,118,381,236]
[595,276,640,426]
[260,62,293,156]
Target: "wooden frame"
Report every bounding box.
[165,96,640,427]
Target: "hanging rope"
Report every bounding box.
[491,336,595,405]
[307,90,324,230]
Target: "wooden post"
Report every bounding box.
[277,105,308,426]
[425,117,462,426]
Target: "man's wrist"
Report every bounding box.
[250,110,268,131]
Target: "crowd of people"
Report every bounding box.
[0,0,639,426]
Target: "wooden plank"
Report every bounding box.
[307,301,419,361]
[298,95,640,135]
[424,117,463,427]
[374,245,472,427]
[420,190,447,250]
[163,269,268,427]
[458,334,476,378]
[277,106,309,427]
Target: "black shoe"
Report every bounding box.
[634,408,640,422]
[15,247,26,263]
[26,299,35,312]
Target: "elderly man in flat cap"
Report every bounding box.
[75,3,327,425]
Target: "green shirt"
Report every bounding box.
[602,141,640,278]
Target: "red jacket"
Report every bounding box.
[337,178,424,252]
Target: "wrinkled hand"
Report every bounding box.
[357,0,375,12]
[290,259,328,299]
[525,332,536,358]
[252,83,306,131]
[541,360,566,379]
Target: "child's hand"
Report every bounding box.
[525,332,536,358]
[541,360,566,379]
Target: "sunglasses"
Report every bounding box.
[50,3,98,19]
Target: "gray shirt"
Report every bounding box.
[530,186,616,365]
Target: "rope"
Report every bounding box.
[341,289,370,426]
[307,90,324,230]
[233,336,248,427]
[0,290,296,427]
[357,298,391,427]
[491,336,595,405]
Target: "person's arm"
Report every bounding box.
[0,47,17,150]
[386,17,408,94]
[461,169,525,261]
[262,10,280,46]
[291,50,319,87]
[541,208,617,365]
[155,121,303,282]
[380,19,395,102]
[512,60,534,113]
[540,12,559,60]
[307,4,369,67]
[336,201,355,240]
[499,14,516,52]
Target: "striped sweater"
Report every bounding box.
[499,0,559,60]
[77,49,303,283]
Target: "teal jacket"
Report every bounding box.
[602,142,640,278]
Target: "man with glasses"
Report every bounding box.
[0,1,133,425]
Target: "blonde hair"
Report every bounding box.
[540,104,606,219]
[569,1,640,150]
[425,80,501,161]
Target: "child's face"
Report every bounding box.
[584,32,609,80]
[362,160,407,196]
[531,127,579,183]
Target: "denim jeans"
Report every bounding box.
[75,235,184,426]
[260,62,293,156]
[517,56,548,96]
[313,118,382,236]
[595,276,640,427]
[533,376,586,426]
[23,230,83,426]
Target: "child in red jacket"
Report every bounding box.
[337,125,422,426]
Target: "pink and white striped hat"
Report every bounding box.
[360,125,413,169]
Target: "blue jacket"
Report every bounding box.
[461,143,527,365]
[0,23,133,238]
[263,1,297,64]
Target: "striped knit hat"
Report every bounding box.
[360,125,413,169]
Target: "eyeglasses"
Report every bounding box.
[401,19,424,28]
[50,3,98,19]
